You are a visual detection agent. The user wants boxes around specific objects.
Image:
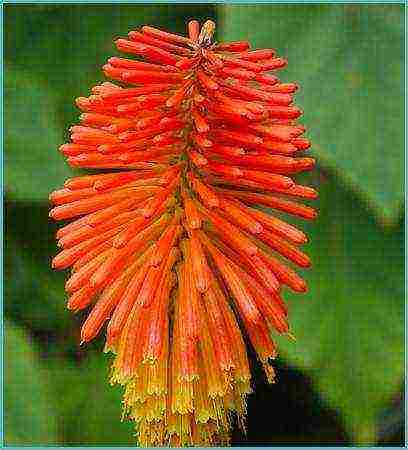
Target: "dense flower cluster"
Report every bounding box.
[50,20,317,446]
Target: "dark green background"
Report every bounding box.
[4,4,405,446]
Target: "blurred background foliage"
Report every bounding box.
[4,3,405,446]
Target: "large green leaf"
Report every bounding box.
[4,320,59,444]
[46,352,136,445]
[219,4,404,225]
[4,203,73,335]
[4,66,74,202]
[272,173,404,444]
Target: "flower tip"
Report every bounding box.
[287,332,296,342]
[283,178,295,189]
[296,157,315,171]
[141,209,153,219]
[299,235,309,245]
[75,97,87,107]
[187,20,200,43]
[253,222,264,234]
[66,302,75,311]
[102,63,113,74]
[303,259,312,269]
[198,20,216,47]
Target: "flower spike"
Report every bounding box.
[50,19,317,447]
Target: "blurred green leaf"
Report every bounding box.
[46,352,136,445]
[219,4,404,225]
[4,203,74,335]
[4,66,74,202]
[274,173,404,443]
[4,320,59,444]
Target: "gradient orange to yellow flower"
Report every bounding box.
[49,19,317,447]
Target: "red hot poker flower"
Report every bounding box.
[50,19,318,447]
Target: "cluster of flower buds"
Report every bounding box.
[50,19,317,447]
